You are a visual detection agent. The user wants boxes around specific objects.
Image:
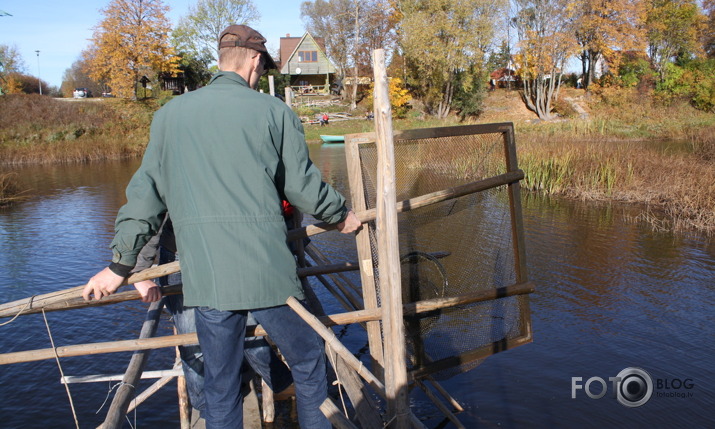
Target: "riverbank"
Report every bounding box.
[1,91,713,234]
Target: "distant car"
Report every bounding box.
[101,92,115,98]
[73,88,92,98]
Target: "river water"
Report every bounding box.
[0,144,713,428]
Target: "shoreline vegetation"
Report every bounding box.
[1,92,713,235]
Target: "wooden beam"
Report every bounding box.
[286,169,523,242]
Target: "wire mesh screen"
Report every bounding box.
[348,124,532,380]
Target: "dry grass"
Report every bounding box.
[0,94,152,164]
[518,138,715,234]
[0,173,29,207]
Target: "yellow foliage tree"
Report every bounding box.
[86,0,179,99]
[574,0,647,89]
[366,77,412,118]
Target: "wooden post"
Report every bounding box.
[372,48,410,429]
[175,328,190,429]
[285,86,292,107]
[103,300,164,428]
[261,379,275,423]
[268,75,275,97]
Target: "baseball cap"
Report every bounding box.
[218,24,278,70]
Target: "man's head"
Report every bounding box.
[218,25,277,88]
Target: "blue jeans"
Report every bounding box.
[160,249,206,411]
[195,304,330,429]
[160,249,293,414]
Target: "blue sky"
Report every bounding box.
[0,1,307,88]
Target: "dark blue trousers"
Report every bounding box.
[195,304,330,429]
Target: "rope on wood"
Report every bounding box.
[0,295,35,326]
[42,308,80,429]
[95,381,138,429]
[325,342,350,419]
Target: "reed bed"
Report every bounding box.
[0,173,27,207]
[517,138,715,235]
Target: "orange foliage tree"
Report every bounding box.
[574,0,647,89]
[86,0,179,99]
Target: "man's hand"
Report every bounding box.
[82,267,125,301]
[337,210,362,234]
[133,280,162,303]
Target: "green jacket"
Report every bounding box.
[111,71,347,310]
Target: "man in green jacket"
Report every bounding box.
[83,24,361,428]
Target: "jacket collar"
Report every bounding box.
[209,70,250,88]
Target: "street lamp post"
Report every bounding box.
[35,50,42,95]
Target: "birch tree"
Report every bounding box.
[400,0,504,118]
[646,0,705,80]
[705,0,715,58]
[173,0,260,62]
[512,0,578,120]
[87,0,178,99]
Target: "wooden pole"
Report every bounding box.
[103,300,164,428]
[0,261,360,318]
[414,380,465,429]
[320,397,359,429]
[286,170,523,242]
[373,48,410,429]
[286,296,386,395]
[0,283,534,365]
[175,328,191,429]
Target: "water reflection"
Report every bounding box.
[1,148,714,428]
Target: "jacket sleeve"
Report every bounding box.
[110,111,168,269]
[273,106,347,225]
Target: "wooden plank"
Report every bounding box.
[345,131,386,378]
[62,369,183,384]
[502,124,534,342]
[373,48,410,429]
[409,335,534,380]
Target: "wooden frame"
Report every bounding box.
[345,121,534,381]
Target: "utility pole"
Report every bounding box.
[35,50,42,95]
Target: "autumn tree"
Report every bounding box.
[301,0,396,109]
[61,54,105,98]
[512,0,578,120]
[400,0,505,118]
[701,0,715,58]
[574,0,647,89]
[87,0,178,99]
[0,44,27,75]
[173,0,259,63]
[646,0,705,81]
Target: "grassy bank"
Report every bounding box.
[0,94,153,165]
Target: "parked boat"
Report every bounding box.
[320,135,344,144]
